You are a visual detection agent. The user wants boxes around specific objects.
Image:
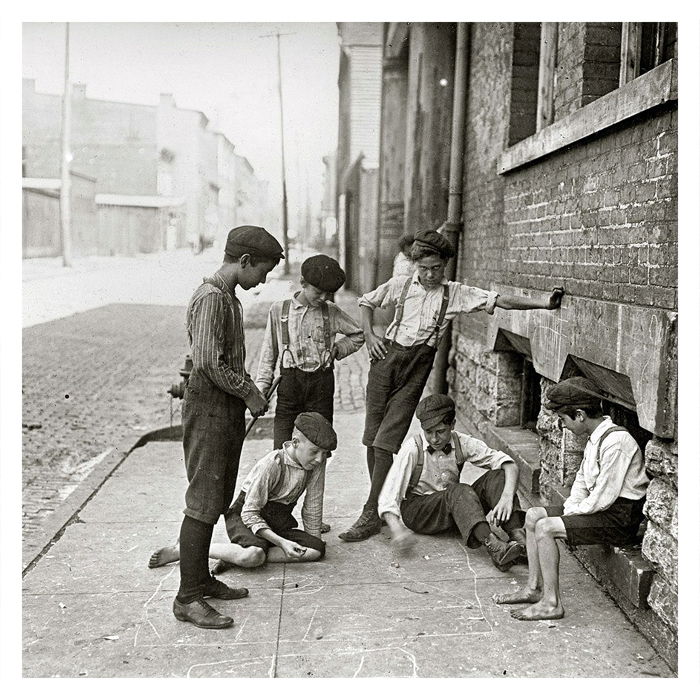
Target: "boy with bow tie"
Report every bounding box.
[378,394,527,571]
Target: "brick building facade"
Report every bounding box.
[365,22,678,668]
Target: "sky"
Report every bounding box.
[22,22,341,220]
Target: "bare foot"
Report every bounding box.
[510,600,564,621]
[320,522,331,534]
[392,529,417,557]
[492,587,541,605]
[148,545,180,568]
[210,558,233,576]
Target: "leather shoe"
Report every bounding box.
[173,597,234,629]
[484,533,525,572]
[203,576,249,600]
[338,509,382,542]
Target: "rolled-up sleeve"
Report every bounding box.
[330,304,365,360]
[458,434,512,471]
[378,441,417,521]
[359,277,401,310]
[241,457,282,535]
[301,464,326,538]
[456,284,499,316]
[256,305,279,395]
[190,292,253,398]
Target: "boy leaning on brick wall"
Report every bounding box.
[493,376,649,621]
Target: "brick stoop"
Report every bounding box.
[455,409,677,671]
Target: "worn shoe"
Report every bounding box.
[203,576,249,600]
[210,559,233,576]
[173,597,234,629]
[338,510,382,542]
[508,527,528,563]
[320,522,331,534]
[484,533,525,572]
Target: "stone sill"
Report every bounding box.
[498,58,677,174]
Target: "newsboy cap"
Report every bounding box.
[411,229,455,260]
[301,254,346,293]
[224,225,284,260]
[544,377,603,412]
[416,394,456,430]
[294,412,338,452]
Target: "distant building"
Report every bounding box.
[22,79,272,257]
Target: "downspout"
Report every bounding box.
[430,22,470,394]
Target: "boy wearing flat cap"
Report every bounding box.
[172,225,283,630]
[150,413,335,572]
[378,394,527,570]
[493,377,648,621]
[257,254,363,452]
[340,227,564,542]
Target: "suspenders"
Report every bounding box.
[407,432,466,491]
[391,279,450,346]
[280,299,332,369]
[595,426,628,466]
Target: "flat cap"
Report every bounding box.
[301,254,346,293]
[411,229,455,260]
[225,225,284,260]
[294,412,338,452]
[416,394,455,430]
[544,377,603,412]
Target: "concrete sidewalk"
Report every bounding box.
[22,410,672,678]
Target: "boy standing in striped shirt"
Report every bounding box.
[339,228,564,543]
[173,225,283,630]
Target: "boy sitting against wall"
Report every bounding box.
[493,376,649,621]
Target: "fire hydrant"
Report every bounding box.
[167,354,193,400]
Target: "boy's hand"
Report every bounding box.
[321,345,339,370]
[245,390,268,418]
[392,528,417,557]
[545,287,565,310]
[280,539,307,560]
[486,496,514,528]
[366,332,388,361]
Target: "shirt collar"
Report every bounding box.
[291,290,306,309]
[420,431,455,453]
[281,441,305,470]
[411,270,450,288]
[211,271,236,301]
[589,416,614,444]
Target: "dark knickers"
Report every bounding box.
[401,470,525,548]
[224,492,326,557]
[545,497,646,547]
[182,369,246,525]
[363,341,436,454]
[273,366,334,449]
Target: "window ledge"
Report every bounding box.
[498,59,677,175]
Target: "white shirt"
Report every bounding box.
[563,417,648,515]
[377,430,513,521]
[358,272,498,348]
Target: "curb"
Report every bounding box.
[22,426,179,575]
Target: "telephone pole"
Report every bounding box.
[260,30,294,274]
[59,22,73,267]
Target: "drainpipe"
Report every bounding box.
[430,22,470,394]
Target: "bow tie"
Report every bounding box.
[427,443,452,455]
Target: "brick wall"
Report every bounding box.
[554,23,586,119]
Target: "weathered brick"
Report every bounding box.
[642,521,677,586]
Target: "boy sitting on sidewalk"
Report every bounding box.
[149,412,336,571]
[493,377,649,621]
[379,394,526,571]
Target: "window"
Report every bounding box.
[619,22,677,86]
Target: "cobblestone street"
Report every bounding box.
[22,254,368,551]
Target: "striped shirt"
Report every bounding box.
[186,272,254,399]
[564,417,648,515]
[359,271,499,348]
[378,430,513,521]
[256,292,365,394]
[240,443,325,538]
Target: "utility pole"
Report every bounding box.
[260,30,294,274]
[59,22,73,267]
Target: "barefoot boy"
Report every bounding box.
[379,394,526,570]
[340,228,564,542]
[150,412,336,573]
[493,377,649,620]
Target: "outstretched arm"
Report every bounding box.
[496,287,564,311]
